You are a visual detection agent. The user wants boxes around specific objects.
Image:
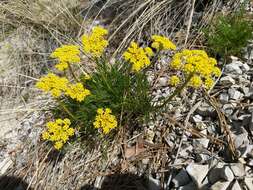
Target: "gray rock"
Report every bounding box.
[219,93,229,104]
[178,182,197,190]
[228,88,242,100]
[231,180,242,190]
[193,138,209,149]
[208,165,234,184]
[240,63,250,72]
[225,62,243,74]
[148,176,160,190]
[210,181,231,190]
[186,163,209,188]
[229,163,245,178]
[220,76,235,85]
[244,177,253,190]
[0,156,13,175]
[223,104,234,116]
[196,102,216,117]
[172,168,191,187]
[158,77,168,87]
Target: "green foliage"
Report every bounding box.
[204,9,253,58]
[54,58,153,137]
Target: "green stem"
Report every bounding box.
[155,73,194,109]
[57,100,77,121]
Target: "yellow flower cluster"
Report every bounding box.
[169,75,180,86]
[36,73,91,101]
[82,26,108,57]
[123,42,153,72]
[35,73,69,97]
[42,118,75,150]
[93,108,117,134]
[66,83,91,102]
[151,35,176,50]
[169,49,221,89]
[51,45,80,71]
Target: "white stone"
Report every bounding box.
[244,177,253,190]
[229,163,245,178]
[158,77,168,86]
[240,63,250,72]
[220,76,235,85]
[225,62,243,74]
[231,180,242,190]
[228,88,242,100]
[186,163,209,188]
[219,93,229,104]
[210,181,231,190]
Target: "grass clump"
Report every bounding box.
[204,8,253,59]
[36,26,221,151]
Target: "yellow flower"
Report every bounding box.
[36,73,69,97]
[55,62,68,71]
[123,42,151,72]
[42,118,74,150]
[144,47,154,57]
[169,49,221,89]
[151,35,176,50]
[205,78,214,89]
[51,45,80,71]
[169,75,180,86]
[93,108,117,134]
[82,26,108,57]
[189,75,202,88]
[65,83,91,102]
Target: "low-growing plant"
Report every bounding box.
[204,7,253,59]
[36,26,221,150]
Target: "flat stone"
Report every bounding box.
[208,165,234,184]
[219,93,229,104]
[225,62,243,74]
[158,77,168,86]
[240,63,250,72]
[196,102,216,117]
[178,182,197,190]
[220,76,235,85]
[244,177,253,190]
[228,88,242,100]
[193,138,209,149]
[229,163,245,178]
[223,104,234,116]
[186,163,209,188]
[231,180,242,190]
[172,168,191,187]
[210,181,231,190]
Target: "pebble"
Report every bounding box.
[229,163,246,178]
[244,177,253,190]
[158,77,168,87]
[208,164,234,184]
[172,168,191,187]
[219,76,235,85]
[228,88,242,100]
[186,163,209,188]
[231,180,242,190]
[196,102,216,117]
[241,63,250,72]
[0,157,13,175]
[210,181,231,190]
[223,104,234,116]
[225,62,243,74]
[178,182,197,190]
[219,93,229,104]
